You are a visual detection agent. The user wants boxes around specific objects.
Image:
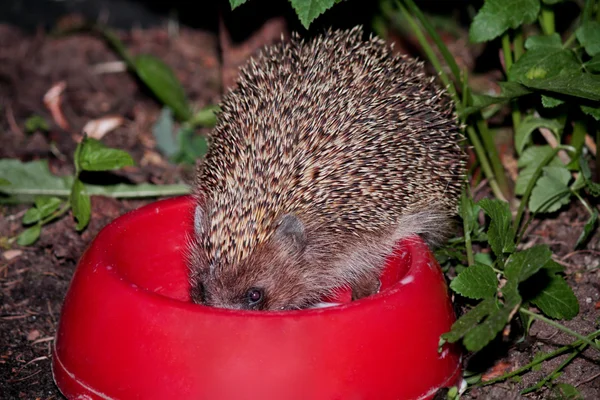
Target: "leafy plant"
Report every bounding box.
[0,138,189,245]
[229,0,344,29]
[98,27,220,164]
[55,23,219,165]
[24,115,50,133]
[373,0,600,395]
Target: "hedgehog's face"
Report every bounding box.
[189,208,319,311]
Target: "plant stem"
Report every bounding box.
[466,126,507,201]
[563,31,578,48]
[461,190,474,267]
[520,341,587,394]
[540,6,556,35]
[513,30,524,62]
[520,308,600,351]
[502,33,513,71]
[574,191,595,215]
[571,120,587,160]
[396,2,459,103]
[583,0,595,23]
[475,119,510,199]
[479,329,600,386]
[502,32,522,132]
[1,184,191,199]
[41,203,71,226]
[402,0,462,84]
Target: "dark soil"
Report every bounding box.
[0,7,599,400]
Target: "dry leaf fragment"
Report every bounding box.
[83,116,125,140]
[43,81,69,130]
[481,360,514,382]
[2,249,23,260]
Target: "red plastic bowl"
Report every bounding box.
[52,196,462,400]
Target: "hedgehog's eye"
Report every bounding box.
[246,288,264,306]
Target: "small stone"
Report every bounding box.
[27,329,41,341]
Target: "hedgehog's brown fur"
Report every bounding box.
[189,27,467,311]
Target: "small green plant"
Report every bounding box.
[24,114,50,133]
[94,26,219,165]
[0,137,189,245]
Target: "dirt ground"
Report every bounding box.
[0,12,599,400]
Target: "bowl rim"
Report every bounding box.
[89,195,428,319]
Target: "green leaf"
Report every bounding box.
[152,107,178,158]
[0,159,190,203]
[0,159,72,203]
[70,179,91,231]
[463,281,521,352]
[505,245,552,283]
[478,199,516,257]
[524,33,562,51]
[463,302,512,352]
[22,207,41,225]
[79,137,134,171]
[576,21,600,56]
[171,125,208,164]
[229,0,248,8]
[469,0,540,43]
[459,189,480,235]
[461,82,531,117]
[553,383,583,400]
[541,94,564,108]
[133,54,191,121]
[24,115,50,133]
[515,71,600,101]
[542,259,565,275]
[516,145,563,195]
[530,272,579,319]
[35,196,62,218]
[585,54,600,73]
[289,0,337,29]
[441,298,498,343]
[575,210,598,248]
[0,178,9,185]
[189,105,219,128]
[17,224,41,246]
[450,263,498,299]
[474,252,493,266]
[529,166,572,213]
[542,0,566,3]
[581,104,600,121]
[508,44,600,100]
[514,116,563,155]
[509,47,579,82]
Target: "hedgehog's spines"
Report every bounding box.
[196,26,467,266]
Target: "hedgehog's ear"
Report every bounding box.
[194,205,206,237]
[274,214,306,253]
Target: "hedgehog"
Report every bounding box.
[188,26,466,311]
